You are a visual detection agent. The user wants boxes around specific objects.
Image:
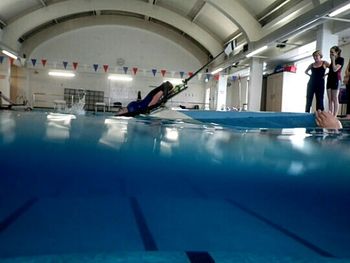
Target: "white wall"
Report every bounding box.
[226,77,248,110]
[15,25,206,108]
[0,58,11,105]
[30,25,201,70]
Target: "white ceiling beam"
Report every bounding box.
[2,0,222,55]
[258,0,291,22]
[214,0,350,72]
[39,0,47,7]
[321,16,350,23]
[0,18,6,27]
[191,1,206,22]
[206,0,262,42]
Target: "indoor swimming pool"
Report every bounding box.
[0,110,350,263]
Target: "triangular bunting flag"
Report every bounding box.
[103,64,109,73]
[179,71,185,78]
[132,67,138,75]
[206,73,211,80]
[152,69,157,77]
[188,72,193,77]
[31,59,37,67]
[63,61,68,69]
[0,56,4,64]
[93,64,99,72]
[123,66,128,74]
[73,62,78,70]
[161,69,166,77]
[214,74,220,81]
[41,59,47,67]
[9,58,14,65]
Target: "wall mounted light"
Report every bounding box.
[108,74,133,81]
[48,71,75,77]
[1,49,18,60]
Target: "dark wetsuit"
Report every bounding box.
[125,81,173,116]
[305,62,326,112]
[327,57,344,90]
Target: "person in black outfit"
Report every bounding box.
[116,81,173,117]
[326,46,344,116]
[344,58,350,118]
[305,50,330,112]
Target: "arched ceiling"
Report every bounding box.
[0,0,350,67]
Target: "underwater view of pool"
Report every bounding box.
[0,110,349,262]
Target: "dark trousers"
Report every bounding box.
[305,84,324,112]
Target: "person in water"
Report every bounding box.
[315,110,342,129]
[116,81,173,117]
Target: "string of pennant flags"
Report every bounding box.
[0,55,239,81]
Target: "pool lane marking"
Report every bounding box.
[186,251,215,263]
[129,197,218,262]
[0,197,38,233]
[129,196,158,251]
[225,198,336,258]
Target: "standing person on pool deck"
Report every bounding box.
[326,46,344,116]
[343,58,350,119]
[305,50,330,112]
[116,81,173,117]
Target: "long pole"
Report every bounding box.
[167,50,225,101]
[184,50,225,84]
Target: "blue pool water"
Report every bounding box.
[0,110,350,262]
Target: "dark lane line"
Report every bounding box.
[129,196,158,251]
[226,198,336,258]
[0,197,38,233]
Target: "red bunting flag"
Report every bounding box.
[73,62,78,70]
[161,69,166,77]
[214,74,220,81]
[9,58,14,65]
[188,72,193,77]
[103,64,109,73]
[41,59,47,67]
[132,67,138,75]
